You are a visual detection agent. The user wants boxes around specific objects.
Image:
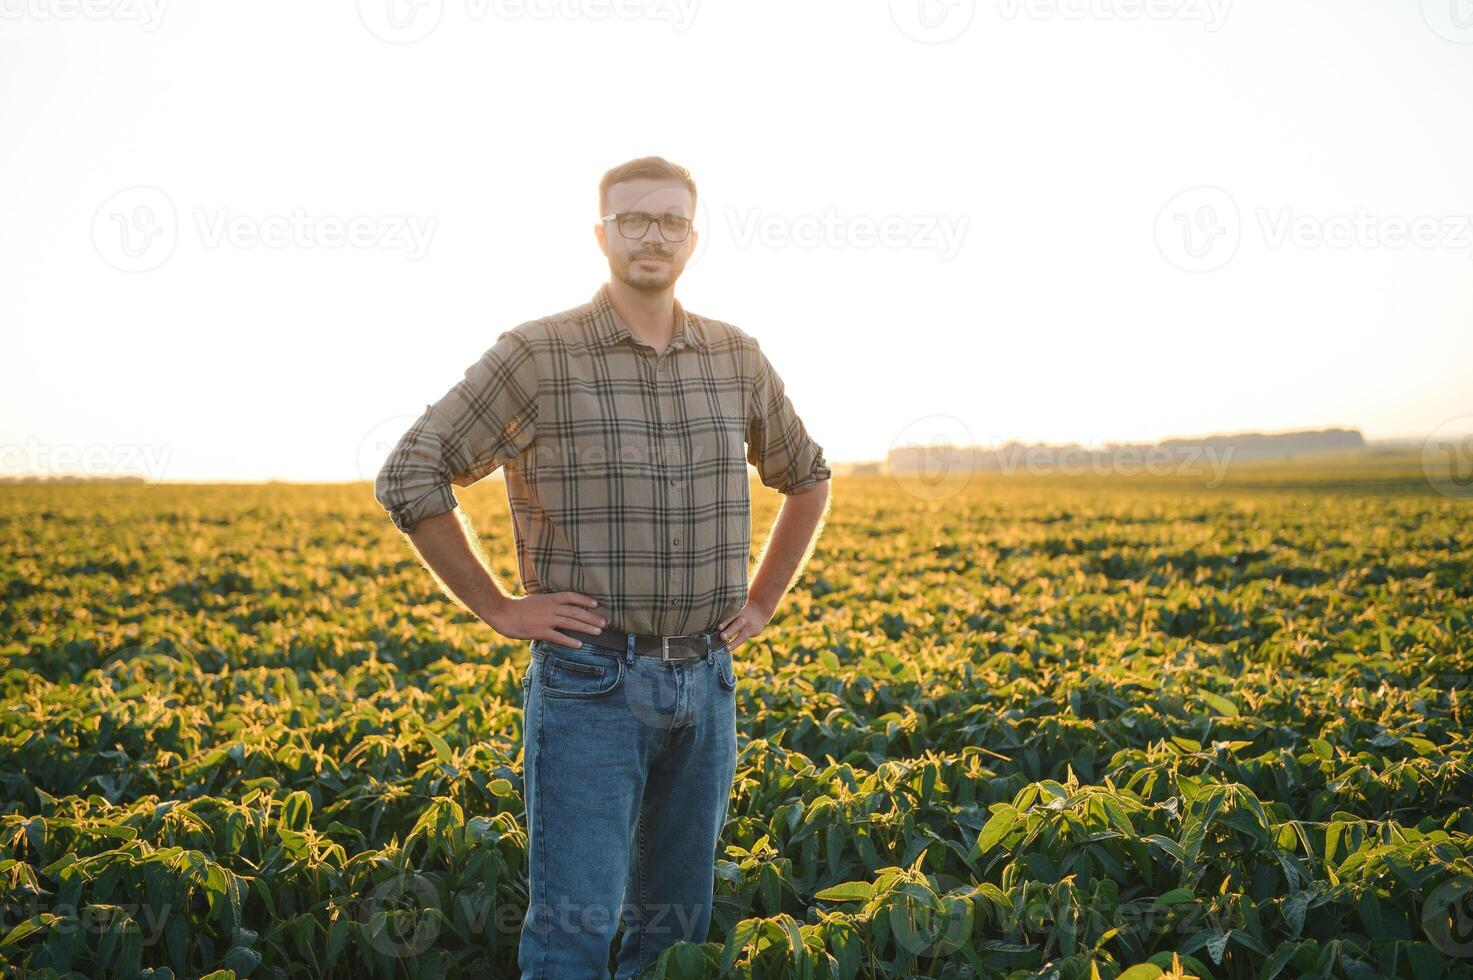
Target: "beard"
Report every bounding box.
[612,251,681,293]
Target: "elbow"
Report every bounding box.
[375,460,457,534]
[372,465,409,529]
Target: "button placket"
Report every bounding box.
[653,351,682,620]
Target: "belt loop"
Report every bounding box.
[624,630,636,667]
[704,626,714,664]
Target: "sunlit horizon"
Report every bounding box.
[4,2,1471,484]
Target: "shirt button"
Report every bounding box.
[672,537,680,545]
[669,479,679,486]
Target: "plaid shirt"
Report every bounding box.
[374,282,831,637]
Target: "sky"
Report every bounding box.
[3,0,1472,482]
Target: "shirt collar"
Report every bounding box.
[592,282,705,351]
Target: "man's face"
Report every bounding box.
[596,178,698,294]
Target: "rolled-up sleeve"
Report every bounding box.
[746,339,832,495]
[374,329,538,533]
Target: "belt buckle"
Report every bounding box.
[661,634,693,661]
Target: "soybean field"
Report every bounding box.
[2,456,1471,979]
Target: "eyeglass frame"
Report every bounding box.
[600,210,694,243]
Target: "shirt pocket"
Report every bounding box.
[687,382,746,475]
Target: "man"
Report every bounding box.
[373,155,831,978]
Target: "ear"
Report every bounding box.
[593,221,608,254]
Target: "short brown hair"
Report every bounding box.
[599,155,697,217]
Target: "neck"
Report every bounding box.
[607,278,676,347]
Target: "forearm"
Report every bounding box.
[747,479,831,617]
[402,507,512,622]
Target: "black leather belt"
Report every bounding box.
[563,623,722,661]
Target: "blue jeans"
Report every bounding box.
[516,632,739,980]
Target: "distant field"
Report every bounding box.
[2,459,1471,978]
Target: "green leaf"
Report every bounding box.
[1230,928,1270,956]
[1117,966,1164,980]
[278,791,313,834]
[781,914,809,972]
[759,863,783,915]
[1154,888,1196,907]
[423,726,452,762]
[666,941,707,975]
[1145,835,1186,865]
[1407,941,1444,980]
[1,913,58,948]
[718,918,760,975]
[221,945,261,975]
[1199,690,1240,716]
[827,921,862,980]
[1282,890,1309,937]
[1403,736,1437,756]
[23,817,46,859]
[90,822,138,842]
[325,915,351,963]
[1260,941,1298,980]
[814,881,872,902]
[973,806,1019,857]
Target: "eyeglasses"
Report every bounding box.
[601,211,693,243]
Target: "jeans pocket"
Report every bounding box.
[540,646,626,700]
[716,647,737,691]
